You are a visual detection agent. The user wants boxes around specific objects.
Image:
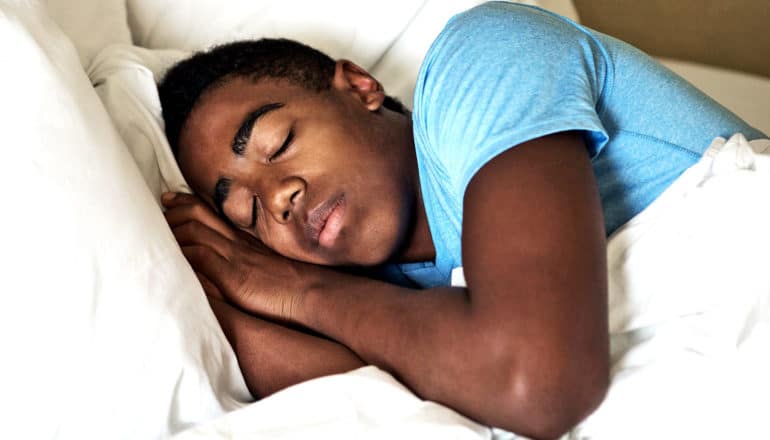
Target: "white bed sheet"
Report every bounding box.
[173,365,492,440]
[575,134,770,439]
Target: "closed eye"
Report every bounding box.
[269,129,294,162]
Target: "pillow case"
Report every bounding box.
[126,0,425,69]
[45,0,132,69]
[0,3,249,439]
[125,0,494,106]
[93,1,502,195]
[89,44,192,199]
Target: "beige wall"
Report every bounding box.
[573,0,770,78]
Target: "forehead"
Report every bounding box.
[180,76,299,149]
[176,78,308,190]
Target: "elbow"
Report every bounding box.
[515,372,608,439]
[494,354,609,439]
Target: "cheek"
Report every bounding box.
[223,187,256,228]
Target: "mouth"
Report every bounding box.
[306,193,346,248]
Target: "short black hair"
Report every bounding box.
[158,38,406,156]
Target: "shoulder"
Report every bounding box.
[412,2,606,180]
[439,2,585,47]
[414,1,602,119]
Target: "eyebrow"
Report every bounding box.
[231,102,285,156]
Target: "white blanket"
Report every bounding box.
[173,366,492,440]
[577,134,770,439]
[88,42,770,438]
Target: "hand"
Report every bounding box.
[162,192,317,322]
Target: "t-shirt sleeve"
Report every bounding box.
[412,2,610,194]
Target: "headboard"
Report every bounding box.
[573,0,770,78]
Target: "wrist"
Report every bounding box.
[286,260,332,326]
[293,263,358,335]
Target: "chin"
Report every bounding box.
[350,230,404,267]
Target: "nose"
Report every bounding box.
[265,176,305,223]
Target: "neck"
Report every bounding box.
[396,186,435,263]
[389,112,435,264]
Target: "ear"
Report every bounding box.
[331,60,385,112]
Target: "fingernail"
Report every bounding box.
[162,192,177,202]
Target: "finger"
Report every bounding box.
[165,202,238,241]
[172,220,235,260]
[181,244,238,296]
[161,191,207,209]
[196,271,225,302]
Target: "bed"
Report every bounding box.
[1,0,769,439]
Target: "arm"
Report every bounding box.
[307,133,608,438]
[184,132,609,438]
[207,296,365,398]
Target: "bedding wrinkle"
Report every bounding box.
[1,4,251,439]
[90,44,193,199]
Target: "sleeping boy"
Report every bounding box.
[157,2,765,438]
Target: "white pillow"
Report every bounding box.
[0,3,249,439]
[125,0,574,107]
[127,0,424,70]
[91,1,494,195]
[89,44,192,200]
[368,0,491,106]
[45,0,133,69]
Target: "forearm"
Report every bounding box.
[293,271,605,439]
[284,135,610,437]
[298,274,513,427]
[208,298,366,398]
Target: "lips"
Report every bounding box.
[306,194,346,247]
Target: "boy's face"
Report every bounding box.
[176,71,416,267]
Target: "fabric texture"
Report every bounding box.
[45,0,132,69]
[0,3,250,439]
[579,133,770,439]
[173,365,492,440]
[126,0,424,71]
[89,44,192,201]
[402,1,766,287]
[659,57,770,135]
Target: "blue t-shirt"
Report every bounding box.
[396,2,766,288]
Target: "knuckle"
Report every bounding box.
[174,220,197,236]
[235,269,250,291]
[232,271,254,301]
[281,295,302,321]
[189,203,207,217]
[189,219,206,232]
[191,219,210,233]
